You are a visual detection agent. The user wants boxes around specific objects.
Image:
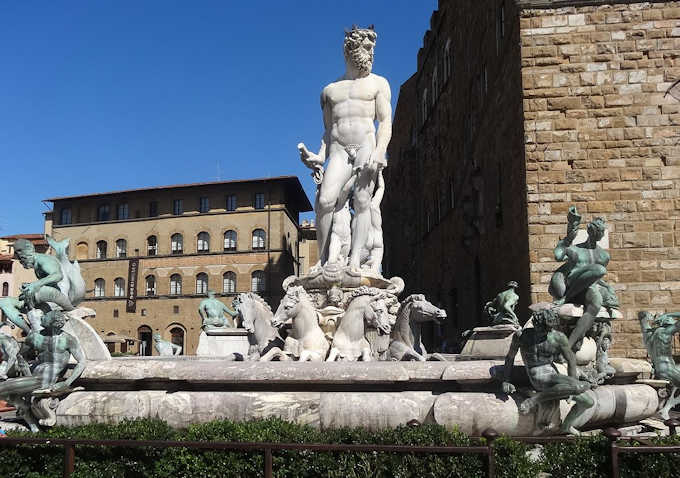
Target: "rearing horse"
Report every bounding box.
[327,287,391,362]
[389,294,447,361]
[233,292,287,361]
[273,286,329,362]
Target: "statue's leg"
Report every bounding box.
[560,391,595,435]
[563,265,606,304]
[34,286,75,312]
[348,163,378,269]
[317,150,353,265]
[549,271,567,303]
[568,286,603,349]
[521,373,590,414]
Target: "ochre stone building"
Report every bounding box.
[383,0,680,357]
[45,176,312,355]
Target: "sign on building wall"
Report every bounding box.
[126,258,139,312]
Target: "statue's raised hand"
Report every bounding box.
[502,381,516,394]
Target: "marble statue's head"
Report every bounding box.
[41,310,66,330]
[507,281,518,289]
[207,290,216,299]
[587,217,606,242]
[13,239,36,269]
[532,308,559,330]
[344,25,377,75]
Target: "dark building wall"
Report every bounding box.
[384,0,530,351]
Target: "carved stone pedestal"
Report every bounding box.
[196,330,249,357]
[460,325,519,359]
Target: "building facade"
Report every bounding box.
[45,176,312,355]
[383,0,680,357]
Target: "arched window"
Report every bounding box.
[223,271,236,293]
[96,241,107,259]
[170,274,182,295]
[1,282,8,297]
[196,273,208,295]
[147,236,157,256]
[116,239,127,258]
[145,275,156,296]
[76,242,88,260]
[170,327,184,355]
[114,277,125,297]
[224,230,237,251]
[197,232,210,253]
[94,278,105,297]
[252,229,265,250]
[251,270,265,293]
[171,234,183,255]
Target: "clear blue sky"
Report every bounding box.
[0,1,437,235]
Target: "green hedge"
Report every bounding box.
[1,419,679,478]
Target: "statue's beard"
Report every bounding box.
[347,48,373,75]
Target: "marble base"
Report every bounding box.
[460,325,518,359]
[56,384,658,435]
[196,331,249,357]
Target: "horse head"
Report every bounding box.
[273,285,306,328]
[365,298,391,336]
[235,292,273,334]
[402,294,447,325]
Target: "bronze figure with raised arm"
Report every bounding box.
[502,308,594,435]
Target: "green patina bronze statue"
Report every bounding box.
[549,207,618,351]
[198,290,239,331]
[0,310,86,431]
[639,311,680,419]
[483,281,520,328]
[502,308,595,435]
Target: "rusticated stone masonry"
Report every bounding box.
[521,2,680,358]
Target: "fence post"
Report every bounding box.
[264,447,273,478]
[664,418,680,436]
[63,443,75,478]
[482,428,498,478]
[604,427,621,478]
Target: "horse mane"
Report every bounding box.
[240,292,272,313]
[285,285,312,305]
[400,294,426,306]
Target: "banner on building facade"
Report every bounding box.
[126,258,139,313]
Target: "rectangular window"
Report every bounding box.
[254,193,265,210]
[117,203,129,220]
[149,201,158,217]
[173,199,183,215]
[173,305,180,314]
[199,197,210,213]
[60,208,72,225]
[226,194,237,211]
[97,204,110,221]
[113,309,119,318]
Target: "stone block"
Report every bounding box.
[195,330,249,357]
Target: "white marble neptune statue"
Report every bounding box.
[299,25,392,273]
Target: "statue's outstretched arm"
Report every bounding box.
[557,332,578,378]
[58,337,86,389]
[554,207,581,261]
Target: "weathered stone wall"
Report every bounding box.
[520,2,680,357]
[384,0,530,351]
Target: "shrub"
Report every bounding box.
[2,418,679,478]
